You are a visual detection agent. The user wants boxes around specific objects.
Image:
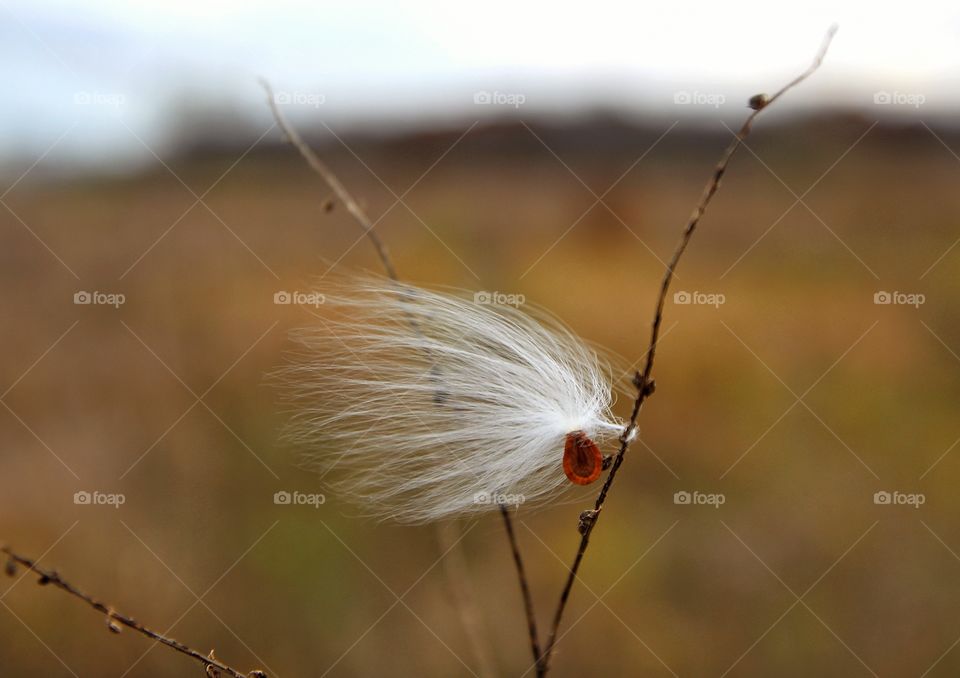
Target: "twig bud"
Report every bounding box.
[578,509,599,535]
[748,93,769,111]
[206,651,222,677]
[632,372,656,397]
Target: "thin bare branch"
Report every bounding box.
[499,504,544,676]
[260,78,398,281]
[1,545,264,678]
[539,24,839,673]
[263,81,509,675]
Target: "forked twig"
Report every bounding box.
[1,545,264,677]
[538,25,838,673]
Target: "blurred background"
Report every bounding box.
[3,1,960,676]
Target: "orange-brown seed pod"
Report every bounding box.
[563,430,603,485]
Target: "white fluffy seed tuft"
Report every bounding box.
[276,275,628,523]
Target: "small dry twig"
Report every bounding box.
[499,504,543,674]
[1,545,265,678]
[260,79,397,280]
[538,25,839,673]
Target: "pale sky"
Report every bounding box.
[3,0,959,171]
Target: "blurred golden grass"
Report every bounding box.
[3,116,960,676]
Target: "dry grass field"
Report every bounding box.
[3,113,960,676]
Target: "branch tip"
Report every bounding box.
[539,25,839,673]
